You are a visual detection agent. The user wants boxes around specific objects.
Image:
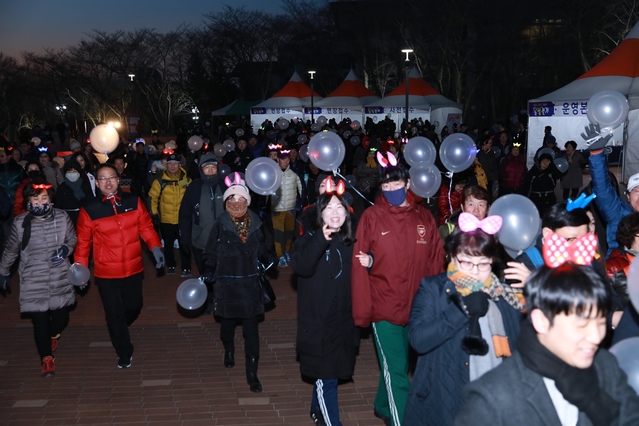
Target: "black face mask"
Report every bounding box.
[28,170,41,180]
[202,174,218,186]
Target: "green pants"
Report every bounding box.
[372,321,411,426]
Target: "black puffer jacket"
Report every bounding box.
[203,210,277,319]
[291,229,359,379]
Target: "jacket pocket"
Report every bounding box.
[296,318,325,357]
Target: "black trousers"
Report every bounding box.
[160,223,191,270]
[30,308,69,359]
[220,316,260,358]
[563,187,580,200]
[96,273,143,359]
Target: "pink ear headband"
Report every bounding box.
[224,172,243,188]
[457,212,502,235]
[377,151,398,168]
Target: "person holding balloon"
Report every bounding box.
[455,261,639,426]
[0,178,78,377]
[523,152,563,218]
[201,173,277,393]
[561,140,586,201]
[351,152,445,426]
[290,177,359,426]
[405,213,524,426]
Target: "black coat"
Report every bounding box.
[54,180,95,224]
[291,229,359,380]
[203,211,277,319]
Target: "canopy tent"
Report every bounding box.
[527,21,639,180]
[364,67,462,134]
[250,71,321,130]
[312,70,380,122]
[211,99,262,117]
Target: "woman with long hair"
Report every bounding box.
[291,177,359,426]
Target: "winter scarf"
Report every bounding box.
[66,178,85,200]
[230,212,251,243]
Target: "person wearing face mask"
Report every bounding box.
[351,152,446,426]
[0,178,77,377]
[201,173,277,393]
[54,160,95,224]
[14,161,43,217]
[178,153,226,314]
[291,178,359,426]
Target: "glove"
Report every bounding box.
[78,283,88,291]
[50,244,70,267]
[0,274,9,291]
[581,123,613,151]
[151,247,165,269]
[200,270,215,283]
[463,291,490,317]
[152,215,160,229]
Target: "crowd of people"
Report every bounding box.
[1,114,639,425]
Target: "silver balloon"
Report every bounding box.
[218,164,232,179]
[298,134,308,144]
[245,157,283,195]
[343,130,351,139]
[439,133,477,172]
[538,147,555,159]
[554,157,569,173]
[308,131,346,171]
[223,139,235,152]
[214,143,227,157]
[278,118,290,130]
[176,278,208,310]
[145,144,157,155]
[187,136,204,151]
[350,136,360,146]
[587,90,629,129]
[345,174,357,188]
[311,123,321,132]
[351,120,361,131]
[317,116,328,126]
[236,128,245,137]
[299,144,309,162]
[404,136,437,167]
[492,146,501,158]
[489,195,541,251]
[68,263,91,286]
[609,337,639,395]
[409,164,442,198]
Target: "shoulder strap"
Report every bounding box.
[524,246,544,268]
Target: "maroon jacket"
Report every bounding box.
[351,192,446,327]
[498,153,527,191]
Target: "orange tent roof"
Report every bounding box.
[578,38,639,79]
[386,67,440,97]
[325,70,377,98]
[271,71,321,98]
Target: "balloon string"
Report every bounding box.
[448,173,454,218]
[335,171,374,206]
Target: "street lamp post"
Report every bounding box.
[401,49,413,130]
[55,104,67,119]
[192,107,199,123]
[308,71,316,123]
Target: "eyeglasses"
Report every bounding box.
[455,256,492,272]
[97,176,119,182]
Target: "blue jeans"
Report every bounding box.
[311,378,341,426]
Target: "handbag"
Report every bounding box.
[258,261,276,304]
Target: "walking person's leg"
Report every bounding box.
[96,277,135,367]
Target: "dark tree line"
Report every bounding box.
[0,0,637,137]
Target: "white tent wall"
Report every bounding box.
[363,109,431,131]
[303,108,365,124]
[430,107,463,135]
[623,107,639,181]
[250,110,305,132]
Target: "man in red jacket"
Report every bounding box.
[352,155,446,426]
[75,163,163,369]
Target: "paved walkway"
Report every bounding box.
[0,258,385,426]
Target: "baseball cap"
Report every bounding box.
[627,172,639,193]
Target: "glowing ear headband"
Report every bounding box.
[162,149,175,156]
[377,151,398,168]
[224,172,243,188]
[325,176,345,196]
[32,183,53,190]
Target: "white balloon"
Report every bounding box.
[587,90,629,129]
[308,131,345,171]
[89,124,120,154]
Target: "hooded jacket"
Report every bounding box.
[351,191,446,327]
[148,167,191,224]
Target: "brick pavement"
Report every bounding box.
[0,255,385,426]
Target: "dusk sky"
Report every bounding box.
[0,0,299,60]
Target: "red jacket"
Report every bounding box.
[606,248,633,279]
[351,192,446,327]
[13,178,28,217]
[75,191,161,279]
[498,153,527,190]
[437,185,462,226]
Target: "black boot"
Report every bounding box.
[223,342,235,368]
[245,356,262,393]
[224,350,235,368]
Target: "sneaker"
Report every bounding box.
[285,252,291,263]
[41,356,56,377]
[278,257,288,268]
[173,240,180,249]
[51,334,60,352]
[117,356,132,369]
[310,408,327,426]
[181,269,193,278]
[167,267,176,275]
[374,408,391,426]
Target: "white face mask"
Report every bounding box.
[66,172,80,182]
